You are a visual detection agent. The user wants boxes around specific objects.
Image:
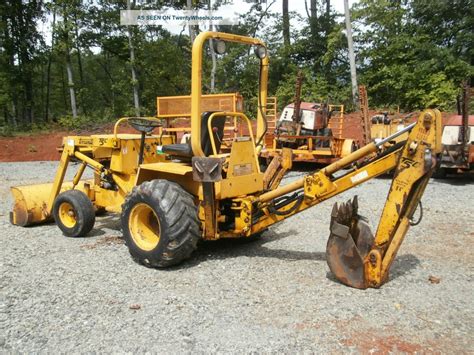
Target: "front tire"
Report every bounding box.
[121,180,200,268]
[53,190,95,237]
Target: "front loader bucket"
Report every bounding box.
[10,180,93,226]
[326,197,374,289]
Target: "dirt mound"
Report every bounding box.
[0,132,66,162]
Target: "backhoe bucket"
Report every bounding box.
[10,181,92,226]
[326,197,374,289]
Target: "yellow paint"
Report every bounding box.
[252,149,401,232]
[227,139,259,176]
[218,174,263,199]
[139,162,193,175]
[10,180,93,226]
[207,111,255,156]
[191,32,268,157]
[128,203,161,251]
[58,201,77,228]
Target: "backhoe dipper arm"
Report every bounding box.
[327,109,442,288]
[363,109,442,287]
[250,109,442,289]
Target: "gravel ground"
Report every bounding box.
[1,161,473,353]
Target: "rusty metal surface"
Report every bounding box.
[263,148,293,190]
[293,71,304,124]
[326,197,374,289]
[358,85,371,145]
[202,182,217,239]
[192,157,223,182]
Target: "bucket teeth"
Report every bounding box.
[326,196,375,289]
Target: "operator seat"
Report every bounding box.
[161,111,226,158]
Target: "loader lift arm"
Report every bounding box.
[249,109,442,288]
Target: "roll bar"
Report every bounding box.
[191,31,269,157]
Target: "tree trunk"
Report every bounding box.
[104,52,115,114]
[282,0,290,46]
[127,0,140,116]
[16,1,34,124]
[45,10,56,122]
[186,0,196,43]
[310,0,317,19]
[25,72,34,124]
[209,0,216,93]
[65,44,78,119]
[73,10,86,114]
[8,47,18,127]
[127,28,140,116]
[10,99,17,128]
[326,0,330,16]
[344,0,358,108]
[61,66,68,111]
[309,0,317,39]
[62,4,78,119]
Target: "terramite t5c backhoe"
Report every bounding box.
[10,32,442,289]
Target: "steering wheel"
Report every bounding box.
[128,117,162,134]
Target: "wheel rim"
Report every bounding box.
[129,203,161,251]
[58,202,77,228]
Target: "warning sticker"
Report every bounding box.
[350,170,368,184]
[233,163,252,176]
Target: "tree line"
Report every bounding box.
[0,0,472,132]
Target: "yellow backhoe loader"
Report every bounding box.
[10,32,442,289]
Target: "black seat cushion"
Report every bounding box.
[161,111,226,158]
[161,143,193,157]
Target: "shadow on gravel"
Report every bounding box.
[389,254,421,280]
[170,229,327,270]
[430,173,474,186]
[90,213,421,286]
[325,253,420,287]
[92,214,122,235]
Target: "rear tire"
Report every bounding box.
[121,179,200,268]
[53,190,95,237]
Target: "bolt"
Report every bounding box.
[423,112,433,130]
[369,253,377,266]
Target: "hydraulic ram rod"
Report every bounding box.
[257,123,416,204]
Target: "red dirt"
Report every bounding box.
[342,333,423,354]
[0,123,137,162]
[0,111,458,162]
[0,132,67,162]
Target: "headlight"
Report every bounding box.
[213,40,226,55]
[254,45,267,59]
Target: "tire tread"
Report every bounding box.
[121,179,200,268]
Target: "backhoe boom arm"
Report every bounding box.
[251,109,442,288]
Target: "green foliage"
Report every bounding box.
[0,0,472,135]
[57,113,114,130]
[354,0,472,111]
